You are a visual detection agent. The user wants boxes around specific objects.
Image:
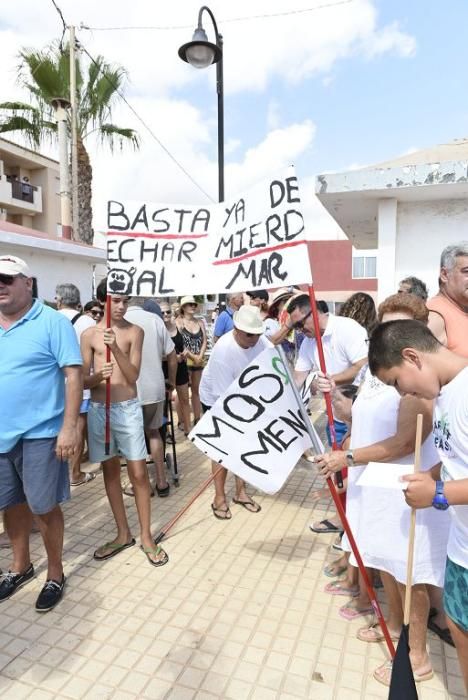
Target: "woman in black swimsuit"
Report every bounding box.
[177,296,207,425]
[160,302,191,435]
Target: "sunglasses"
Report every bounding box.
[0,274,16,286]
[293,311,311,330]
[91,310,104,318]
[162,310,172,315]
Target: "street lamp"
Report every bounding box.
[178,6,224,203]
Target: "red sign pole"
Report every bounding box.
[105,294,111,455]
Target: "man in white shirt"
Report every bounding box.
[126,299,177,496]
[292,294,368,445]
[56,283,96,486]
[200,305,271,519]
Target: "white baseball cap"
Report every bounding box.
[233,304,264,334]
[0,255,31,277]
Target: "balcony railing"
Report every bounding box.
[7,177,37,204]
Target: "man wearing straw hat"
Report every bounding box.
[200,304,271,519]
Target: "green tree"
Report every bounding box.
[0,44,139,244]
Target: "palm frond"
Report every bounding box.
[99,124,140,151]
[0,115,42,147]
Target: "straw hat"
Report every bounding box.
[179,295,197,307]
[268,287,292,306]
[233,304,264,334]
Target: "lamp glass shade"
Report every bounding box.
[186,42,215,68]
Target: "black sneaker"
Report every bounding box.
[0,564,35,601]
[35,574,66,612]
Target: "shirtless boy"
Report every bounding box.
[81,288,168,567]
[368,320,468,691]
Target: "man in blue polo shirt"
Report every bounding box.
[213,292,244,343]
[0,255,82,612]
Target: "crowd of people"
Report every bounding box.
[0,241,467,691]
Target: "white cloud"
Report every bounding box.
[266,100,280,130]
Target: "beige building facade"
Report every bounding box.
[0,137,61,237]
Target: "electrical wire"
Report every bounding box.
[50,0,67,50]
[80,0,353,32]
[77,39,215,202]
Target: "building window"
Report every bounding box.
[352,256,376,279]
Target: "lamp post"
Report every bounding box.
[178,5,224,203]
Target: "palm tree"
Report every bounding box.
[0,44,139,244]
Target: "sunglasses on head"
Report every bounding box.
[0,274,16,286]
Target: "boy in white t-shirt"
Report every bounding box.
[368,319,468,692]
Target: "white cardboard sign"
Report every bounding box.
[105,167,312,296]
[189,347,312,494]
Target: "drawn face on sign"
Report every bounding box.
[108,267,136,295]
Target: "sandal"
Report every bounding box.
[310,519,342,534]
[373,660,433,687]
[324,580,359,597]
[71,472,96,487]
[211,503,232,520]
[339,600,374,620]
[140,544,169,568]
[357,623,400,643]
[93,538,136,561]
[323,563,348,578]
[427,609,455,647]
[232,497,261,513]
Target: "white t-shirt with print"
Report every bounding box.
[295,314,368,376]
[434,366,468,569]
[200,331,272,407]
[126,307,175,405]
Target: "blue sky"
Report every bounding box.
[1,1,468,238]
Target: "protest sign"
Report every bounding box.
[189,347,312,494]
[105,166,312,296]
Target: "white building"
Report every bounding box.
[315,139,468,300]
[0,220,106,302]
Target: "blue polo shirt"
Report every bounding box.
[214,307,234,338]
[0,300,82,453]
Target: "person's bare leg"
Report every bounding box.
[100,456,132,546]
[446,616,468,692]
[176,384,191,434]
[34,506,64,581]
[128,459,166,564]
[4,503,33,572]
[70,414,86,483]
[147,429,168,490]
[212,462,230,517]
[190,371,202,424]
[380,572,403,633]
[396,582,431,674]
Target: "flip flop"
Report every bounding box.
[427,616,455,647]
[71,472,96,487]
[324,580,359,597]
[93,538,136,561]
[323,563,348,578]
[357,623,400,643]
[339,601,374,620]
[373,660,433,687]
[140,545,169,568]
[310,519,342,534]
[232,498,261,513]
[211,503,232,520]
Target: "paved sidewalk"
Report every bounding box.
[0,420,463,699]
